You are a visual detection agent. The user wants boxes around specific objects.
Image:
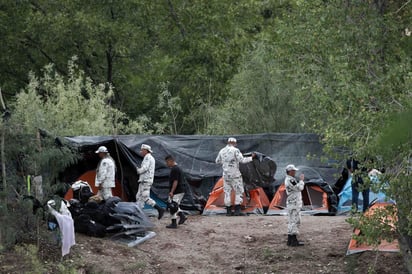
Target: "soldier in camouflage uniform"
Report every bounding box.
[215,137,255,216]
[285,164,305,246]
[136,144,164,219]
[95,146,116,200]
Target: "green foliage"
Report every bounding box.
[346,203,401,273]
[1,0,410,136]
[206,42,303,134]
[281,0,411,158]
[261,246,274,261]
[162,0,266,133]
[155,81,183,134]
[0,0,411,263]
[371,109,412,162]
[0,57,150,250]
[11,57,147,136]
[14,244,46,274]
[371,109,412,237]
[0,0,272,134]
[55,261,78,274]
[347,204,398,246]
[0,0,151,95]
[275,0,412,245]
[213,0,411,257]
[0,153,71,256]
[0,198,41,250]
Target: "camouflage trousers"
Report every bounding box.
[136,181,156,209]
[223,176,243,207]
[287,208,301,235]
[97,187,113,200]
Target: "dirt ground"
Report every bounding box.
[68,214,407,273]
[0,214,408,274]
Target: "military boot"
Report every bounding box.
[166,219,177,229]
[226,206,233,216]
[178,211,187,225]
[154,204,165,220]
[290,235,304,246]
[287,235,292,246]
[233,205,246,216]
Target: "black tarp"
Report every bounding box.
[239,152,277,197]
[60,133,340,211]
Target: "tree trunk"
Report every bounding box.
[0,88,6,193]
[167,0,186,38]
[1,134,5,193]
[106,44,113,84]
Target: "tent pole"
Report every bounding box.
[113,138,125,200]
[305,185,314,210]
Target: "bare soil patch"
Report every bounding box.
[0,215,408,274]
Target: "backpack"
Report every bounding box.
[74,214,106,238]
[72,180,94,204]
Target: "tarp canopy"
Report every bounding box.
[239,152,277,191]
[60,133,340,211]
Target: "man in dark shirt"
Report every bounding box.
[165,155,187,228]
[347,158,369,212]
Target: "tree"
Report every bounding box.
[371,109,412,239]
[266,0,412,262]
[0,0,274,134]
[125,0,270,133]
[155,81,183,134]
[11,57,148,136]
[0,1,155,126]
[0,58,148,250]
[206,42,303,134]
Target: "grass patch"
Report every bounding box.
[123,261,147,271]
[261,247,274,260]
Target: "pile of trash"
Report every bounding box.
[65,180,156,247]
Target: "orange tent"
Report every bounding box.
[346,202,399,255]
[64,170,125,201]
[202,178,270,215]
[266,183,329,215]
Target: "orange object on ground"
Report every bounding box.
[202,178,270,215]
[346,202,399,255]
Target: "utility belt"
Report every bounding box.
[139,180,153,185]
[224,174,241,179]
